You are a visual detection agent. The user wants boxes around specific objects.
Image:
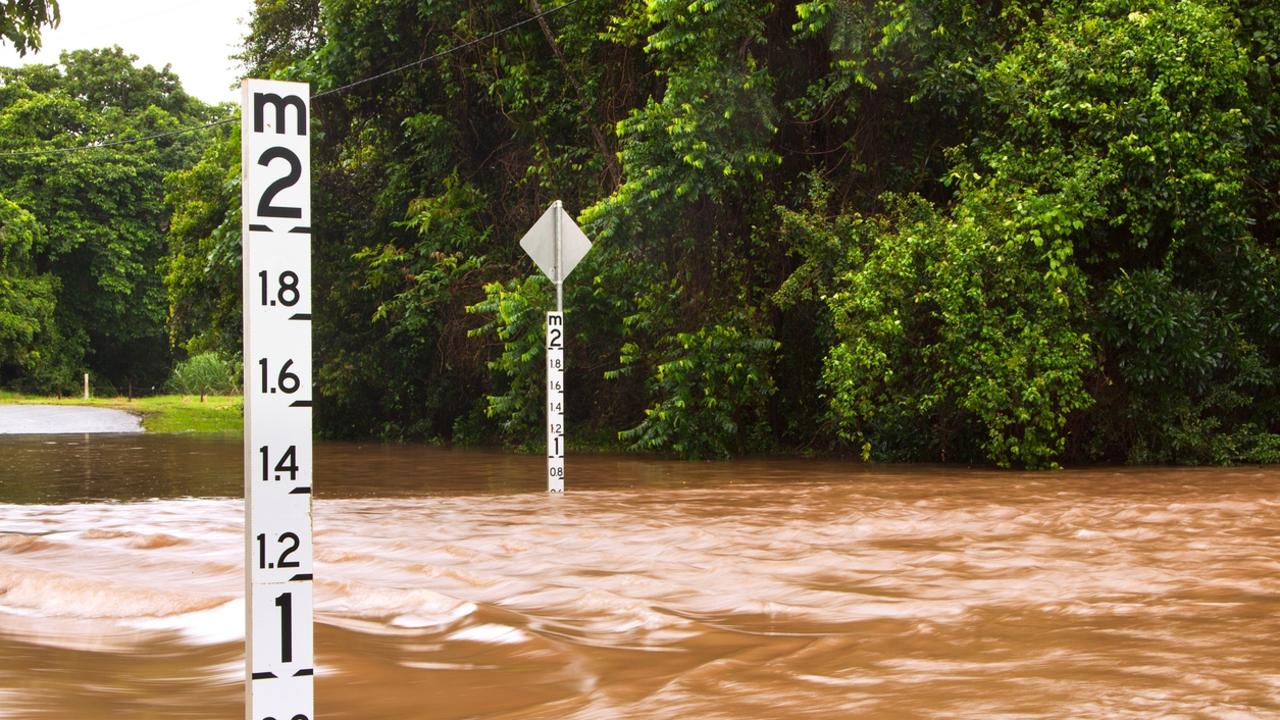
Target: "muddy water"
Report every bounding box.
[1,434,1278,719]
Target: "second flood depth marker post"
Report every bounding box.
[242,78,314,720]
[519,201,592,492]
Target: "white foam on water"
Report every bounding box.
[129,598,244,645]
[401,661,500,671]
[0,563,227,620]
[796,673,883,687]
[447,623,529,645]
[318,581,477,629]
[390,613,462,629]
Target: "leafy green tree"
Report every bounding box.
[823,188,1095,468]
[0,0,58,56]
[239,0,323,79]
[616,309,779,459]
[0,47,220,393]
[0,195,59,387]
[164,128,241,357]
[271,0,648,439]
[970,1,1278,463]
[204,0,1279,464]
[466,275,554,445]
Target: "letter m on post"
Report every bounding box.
[254,93,308,136]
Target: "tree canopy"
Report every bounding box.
[0,0,58,56]
[0,47,221,394]
[1,0,1276,466]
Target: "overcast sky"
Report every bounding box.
[0,0,256,105]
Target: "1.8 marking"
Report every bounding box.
[259,270,300,308]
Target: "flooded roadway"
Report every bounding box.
[1,434,1278,718]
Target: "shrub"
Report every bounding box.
[168,352,236,401]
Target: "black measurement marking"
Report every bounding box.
[252,672,278,680]
[275,592,293,663]
[290,573,313,581]
[289,313,311,321]
[259,270,300,307]
[293,668,314,677]
[289,487,311,495]
[253,92,307,135]
[259,358,300,395]
[250,224,271,232]
[257,147,302,219]
[259,445,299,482]
[289,226,311,234]
[257,532,301,570]
[290,400,312,407]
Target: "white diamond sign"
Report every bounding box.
[519,202,592,284]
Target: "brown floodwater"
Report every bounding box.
[1,433,1278,719]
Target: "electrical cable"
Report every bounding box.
[311,0,582,101]
[0,0,583,159]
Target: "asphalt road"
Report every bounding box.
[0,405,142,434]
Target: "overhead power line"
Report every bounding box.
[0,0,584,159]
[311,0,583,101]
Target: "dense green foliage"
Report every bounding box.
[0,0,58,56]
[0,48,221,395]
[3,0,1276,466]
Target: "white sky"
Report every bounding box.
[0,0,256,105]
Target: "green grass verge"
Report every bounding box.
[0,392,243,433]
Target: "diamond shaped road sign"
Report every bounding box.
[519,202,592,284]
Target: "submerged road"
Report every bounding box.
[0,404,142,434]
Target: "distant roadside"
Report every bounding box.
[0,392,242,433]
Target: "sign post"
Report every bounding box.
[519,201,591,492]
[242,79,314,720]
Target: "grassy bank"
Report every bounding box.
[0,392,242,433]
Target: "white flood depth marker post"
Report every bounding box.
[520,201,592,492]
[242,79,314,720]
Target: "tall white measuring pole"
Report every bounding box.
[520,201,592,492]
[242,79,314,720]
